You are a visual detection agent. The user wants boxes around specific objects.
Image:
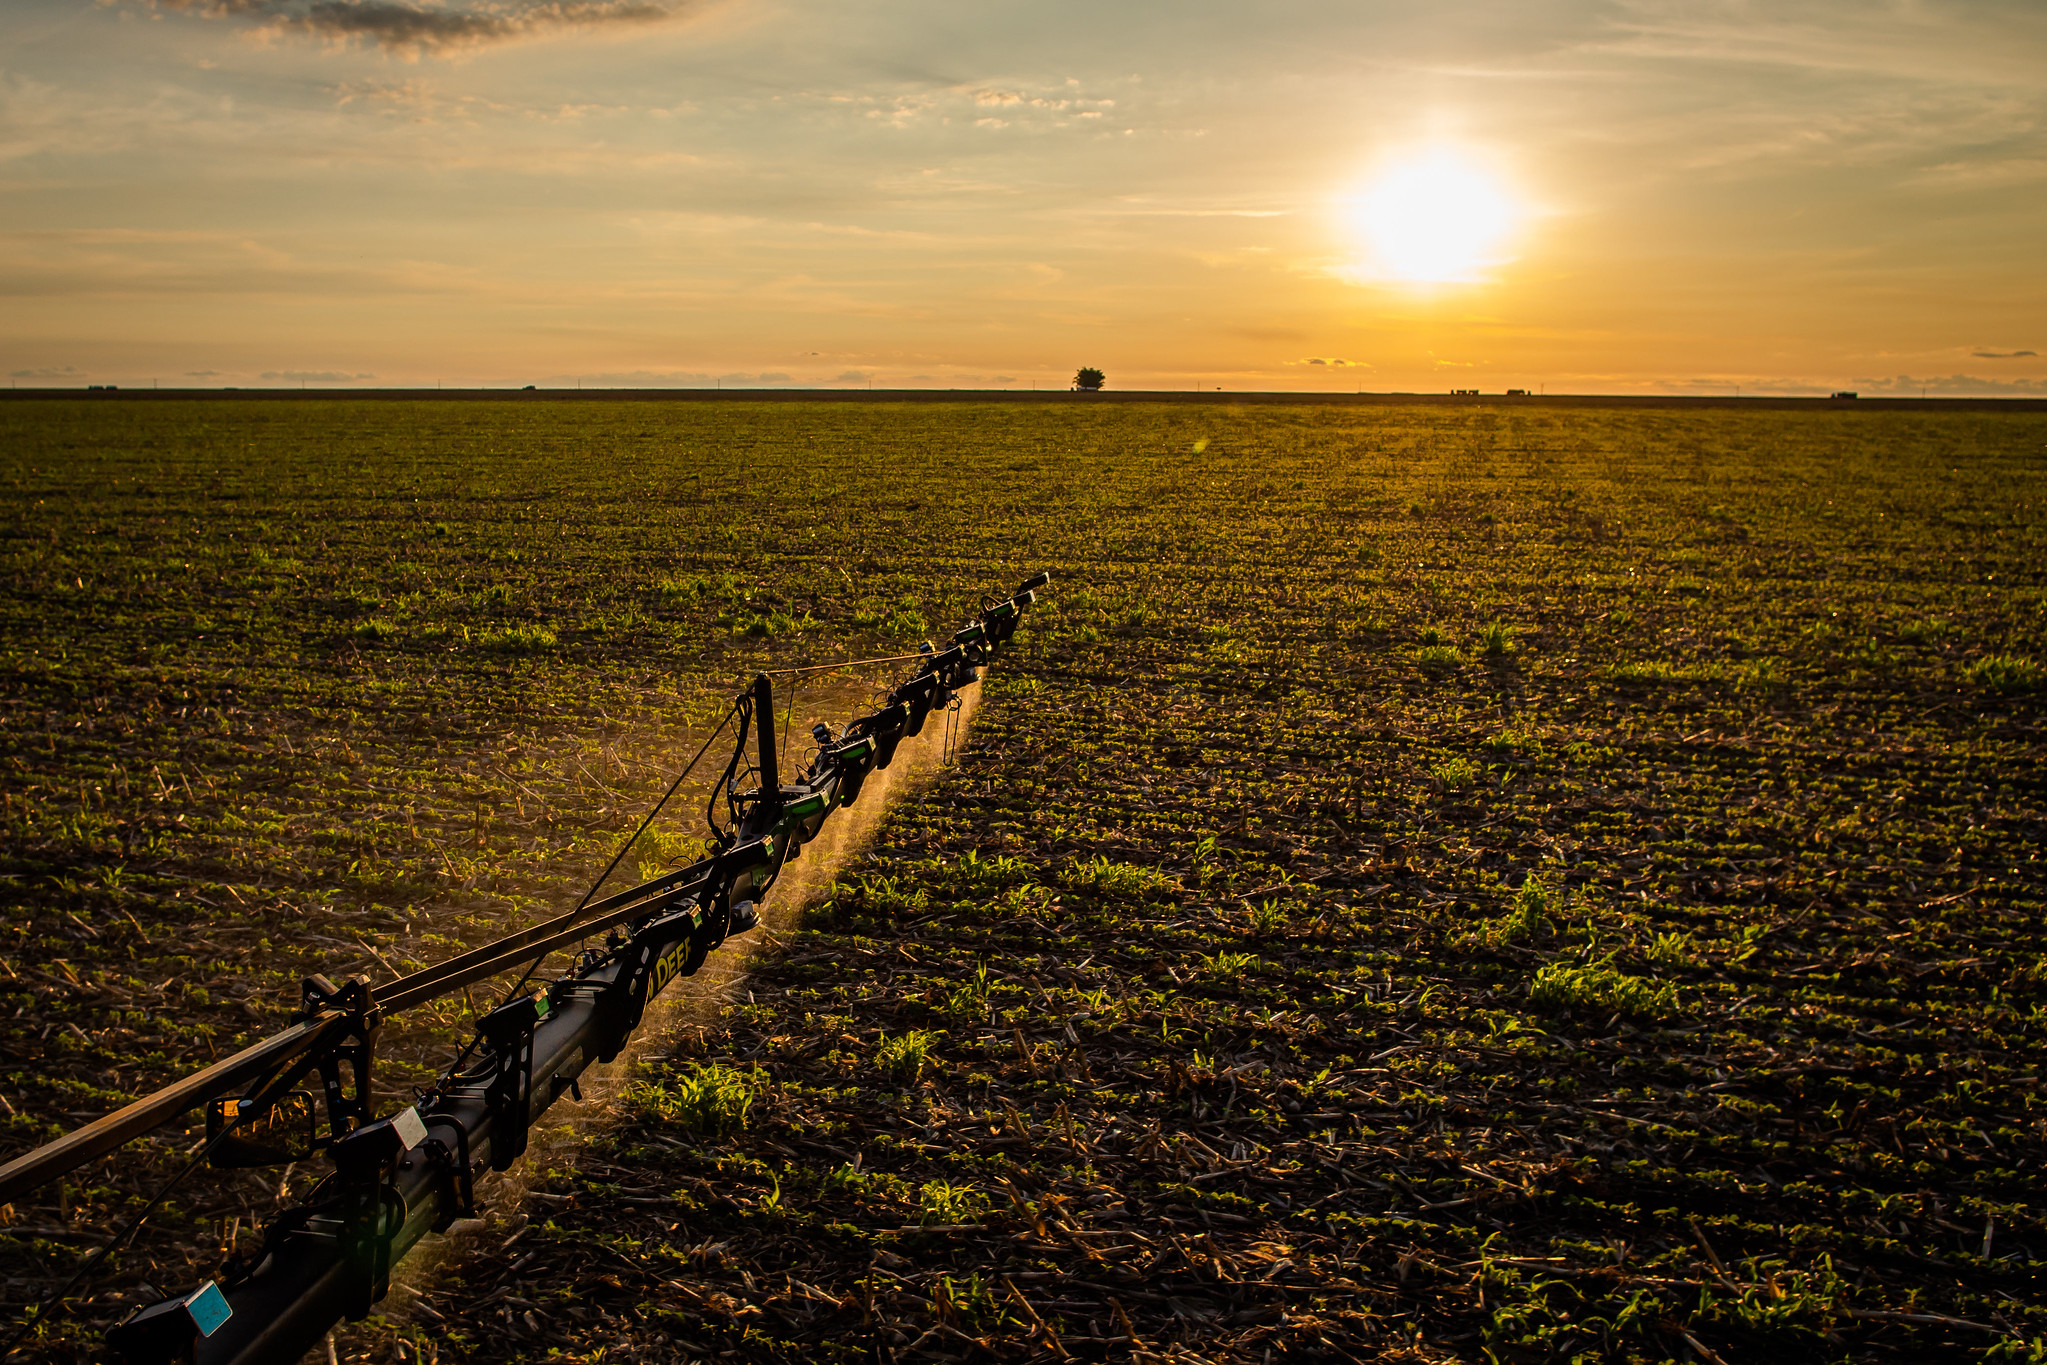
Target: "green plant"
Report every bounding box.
[1430,756,1478,790]
[1477,621,1516,657]
[1646,930,1698,967]
[852,596,929,638]
[351,618,397,641]
[1464,878,1552,949]
[932,1272,1003,1330]
[821,1161,870,1195]
[478,625,558,654]
[1736,657,1784,691]
[622,1063,763,1135]
[875,1029,939,1082]
[918,1179,989,1225]
[1693,1260,1845,1344]
[1531,960,1678,1019]
[953,849,1031,887]
[656,574,705,603]
[1416,644,1463,670]
[1965,655,2040,694]
[854,874,930,917]
[1604,660,1725,683]
[1898,617,1950,644]
[1504,879,1550,939]
[1199,950,1259,980]
[1985,1335,2047,1363]
[720,608,813,639]
[1061,857,1174,899]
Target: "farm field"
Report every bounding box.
[1,397,2043,1363]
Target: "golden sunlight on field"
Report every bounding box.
[1348,145,1526,285]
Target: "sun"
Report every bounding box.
[1349,147,1523,284]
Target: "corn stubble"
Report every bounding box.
[0,398,2042,1362]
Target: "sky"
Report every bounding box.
[2,0,2043,394]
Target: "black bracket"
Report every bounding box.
[328,1107,428,1319]
[854,702,910,771]
[294,974,381,1145]
[478,992,544,1171]
[900,673,938,736]
[418,1114,476,1234]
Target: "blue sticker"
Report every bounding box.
[185,1281,232,1337]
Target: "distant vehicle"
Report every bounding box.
[87,384,117,391]
[522,384,536,391]
[1832,391,1859,399]
[1451,388,1480,396]
[1505,388,1530,396]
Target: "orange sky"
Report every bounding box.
[3,0,2043,394]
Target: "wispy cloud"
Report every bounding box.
[261,369,375,380]
[9,365,82,379]
[142,0,680,57]
[1856,373,2047,396]
[536,370,800,387]
[1973,349,2037,359]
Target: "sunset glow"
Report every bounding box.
[0,2,2041,394]
[1351,149,1523,284]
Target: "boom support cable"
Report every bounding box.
[437,698,740,1081]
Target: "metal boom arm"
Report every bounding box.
[0,572,1049,1365]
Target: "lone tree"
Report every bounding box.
[1073,367,1105,392]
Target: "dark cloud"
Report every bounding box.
[834,370,872,382]
[146,0,676,56]
[261,370,376,381]
[1973,349,2037,359]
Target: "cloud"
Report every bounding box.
[1298,357,1364,367]
[543,371,803,387]
[993,375,1017,384]
[9,365,81,378]
[1854,373,2047,396]
[834,370,871,382]
[142,0,679,57]
[1973,349,2038,359]
[185,369,225,377]
[261,370,375,381]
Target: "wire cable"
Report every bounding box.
[781,673,796,773]
[759,651,929,677]
[439,699,740,1082]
